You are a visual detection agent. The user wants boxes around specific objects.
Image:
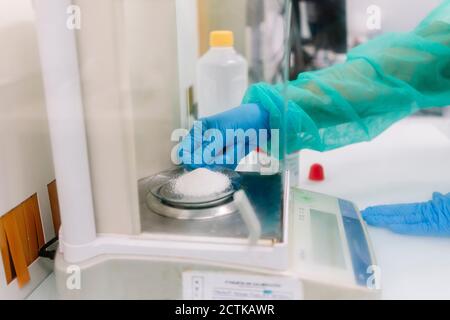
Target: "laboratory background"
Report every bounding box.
[0,0,449,301]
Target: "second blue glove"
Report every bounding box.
[362,192,450,236]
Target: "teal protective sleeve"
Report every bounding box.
[242,0,450,154]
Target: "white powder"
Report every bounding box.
[173,168,231,198]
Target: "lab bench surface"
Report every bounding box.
[299,117,450,299]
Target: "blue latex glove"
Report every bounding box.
[362,192,450,236]
[179,103,270,170]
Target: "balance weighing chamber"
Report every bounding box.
[33,0,380,299]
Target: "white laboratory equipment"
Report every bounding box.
[33,0,380,299]
[197,30,248,118]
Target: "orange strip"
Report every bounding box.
[2,212,30,288]
[31,194,45,248]
[48,181,61,235]
[23,198,39,263]
[15,205,31,265]
[0,218,14,284]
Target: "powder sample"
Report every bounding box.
[173,168,231,198]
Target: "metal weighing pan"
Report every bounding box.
[146,167,241,219]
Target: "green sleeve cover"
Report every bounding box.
[242,0,450,154]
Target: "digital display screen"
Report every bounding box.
[310,209,346,269]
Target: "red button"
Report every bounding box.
[308,163,325,181]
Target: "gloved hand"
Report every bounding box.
[179,103,270,170]
[362,192,450,236]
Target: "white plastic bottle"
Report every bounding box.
[197,30,248,118]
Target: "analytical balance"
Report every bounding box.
[33,0,380,299]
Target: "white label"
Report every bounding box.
[182,271,303,300]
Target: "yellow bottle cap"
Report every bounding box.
[209,30,234,47]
